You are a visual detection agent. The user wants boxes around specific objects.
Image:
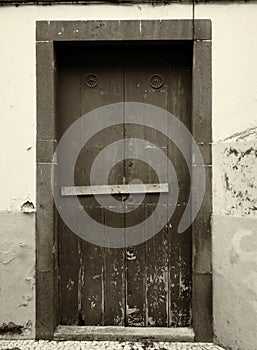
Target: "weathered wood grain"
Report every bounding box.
[57,55,81,325]
[167,48,192,327]
[57,43,192,328]
[78,52,124,325]
[61,183,168,196]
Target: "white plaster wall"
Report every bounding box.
[195,4,257,142]
[195,5,257,350]
[0,3,257,350]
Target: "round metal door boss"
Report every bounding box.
[150,74,163,89]
[51,102,206,248]
[85,73,99,88]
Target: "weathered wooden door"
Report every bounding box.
[57,43,192,328]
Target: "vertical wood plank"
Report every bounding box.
[57,52,81,325]
[80,207,104,325]
[167,47,192,327]
[78,49,125,326]
[124,53,146,326]
[144,61,169,328]
[104,212,125,326]
[124,49,169,327]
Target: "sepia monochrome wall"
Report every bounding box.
[0,2,257,350]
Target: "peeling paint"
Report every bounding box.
[78,240,85,324]
[0,323,23,335]
[222,126,257,143]
[66,278,75,291]
[21,201,35,214]
[217,140,257,217]
[0,212,35,338]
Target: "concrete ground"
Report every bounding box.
[0,341,225,350]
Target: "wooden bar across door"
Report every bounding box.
[61,183,169,196]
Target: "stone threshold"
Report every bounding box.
[54,326,195,342]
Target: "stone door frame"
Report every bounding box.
[36,19,212,341]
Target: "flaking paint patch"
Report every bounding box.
[0,322,23,335]
[21,201,35,214]
[222,126,257,143]
[0,212,35,338]
[78,240,85,324]
[214,135,257,217]
[0,320,32,338]
[205,72,257,343]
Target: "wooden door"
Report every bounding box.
[57,43,192,328]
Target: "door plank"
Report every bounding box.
[57,56,82,325]
[80,206,104,325]
[142,62,169,328]
[124,57,147,326]
[104,212,125,326]
[124,53,170,327]
[167,52,192,327]
[78,52,125,326]
[128,56,170,327]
